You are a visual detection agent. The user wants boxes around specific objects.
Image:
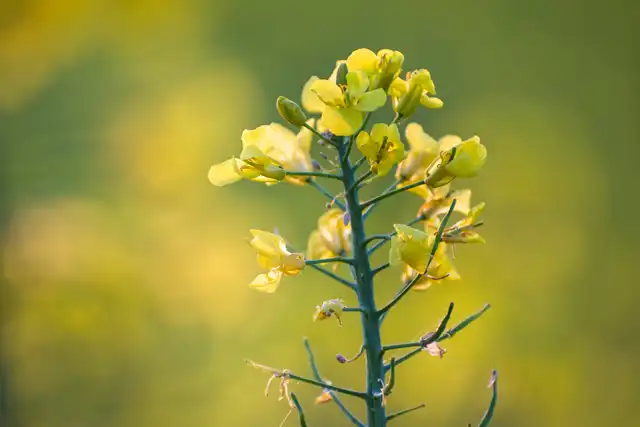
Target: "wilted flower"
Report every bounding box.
[315,389,334,405]
[442,202,486,244]
[356,123,405,176]
[248,230,305,293]
[313,299,346,325]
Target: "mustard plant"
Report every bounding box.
[209,48,496,427]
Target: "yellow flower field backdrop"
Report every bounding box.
[1,1,638,426]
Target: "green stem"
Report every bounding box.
[285,170,342,180]
[478,371,498,427]
[371,263,390,276]
[360,179,425,209]
[338,140,387,427]
[289,393,308,427]
[362,179,401,220]
[348,170,373,193]
[305,257,353,266]
[287,372,366,399]
[382,342,421,352]
[305,263,356,290]
[303,338,365,427]
[308,180,346,210]
[386,403,425,422]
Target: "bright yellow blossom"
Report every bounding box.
[426,135,487,187]
[248,230,305,293]
[307,209,352,262]
[208,122,316,187]
[390,69,443,118]
[346,48,405,91]
[356,123,405,176]
[310,70,387,136]
[396,123,440,181]
[389,224,458,282]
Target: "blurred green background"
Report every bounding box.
[1,1,638,426]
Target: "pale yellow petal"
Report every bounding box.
[405,123,439,152]
[321,106,363,136]
[346,48,378,74]
[353,88,387,112]
[301,76,325,113]
[249,270,283,293]
[310,79,344,107]
[249,229,286,257]
[346,71,369,98]
[438,135,463,152]
[241,125,271,149]
[208,158,242,187]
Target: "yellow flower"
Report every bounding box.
[346,48,405,91]
[401,253,460,291]
[442,202,486,244]
[248,230,305,293]
[356,123,405,176]
[208,122,316,187]
[417,185,472,224]
[391,69,443,118]
[396,122,440,181]
[425,135,487,187]
[312,299,346,325]
[310,70,387,136]
[389,224,458,283]
[306,209,352,262]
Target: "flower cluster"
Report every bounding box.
[208,48,495,426]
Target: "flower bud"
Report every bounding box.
[335,62,349,86]
[276,96,307,127]
[443,136,487,178]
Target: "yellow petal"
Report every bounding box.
[296,118,315,153]
[208,158,242,187]
[387,123,401,144]
[301,76,325,113]
[346,71,369,98]
[448,189,472,216]
[249,229,286,257]
[389,77,408,98]
[438,135,463,152]
[353,88,387,112]
[356,130,377,160]
[241,125,271,150]
[405,123,439,152]
[444,136,487,177]
[421,94,444,109]
[310,79,345,107]
[321,106,363,136]
[389,235,403,266]
[346,48,378,74]
[249,270,283,293]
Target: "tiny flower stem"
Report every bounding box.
[385,403,426,422]
[302,122,340,148]
[287,372,366,399]
[303,338,366,426]
[360,179,425,209]
[478,370,498,427]
[307,180,347,210]
[371,262,390,276]
[378,201,457,317]
[305,257,353,266]
[353,156,368,170]
[307,264,357,289]
[285,170,342,181]
[382,342,422,352]
[289,393,308,427]
[362,234,392,247]
[362,179,401,220]
[385,303,492,371]
[348,170,374,193]
[343,307,365,313]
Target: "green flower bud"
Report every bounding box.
[276,96,307,127]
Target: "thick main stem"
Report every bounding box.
[339,140,386,427]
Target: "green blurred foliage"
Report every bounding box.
[1,0,638,426]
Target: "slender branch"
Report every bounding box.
[347,170,373,193]
[308,180,346,210]
[303,122,340,147]
[386,304,492,370]
[386,403,426,422]
[362,179,401,220]
[360,179,425,209]
[378,200,457,316]
[306,257,353,266]
[420,302,455,346]
[303,338,365,426]
[289,393,308,427]
[362,234,391,247]
[353,156,368,170]
[371,262,390,276]
[285,170,342,180]
[306,263,357,290]
[343,307,365,313]
[478,371,498,427]
[384,358,396,395]
[287,372,365,399]
[382,342,422,352]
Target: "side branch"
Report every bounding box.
[378,200,457,316]
[308,180,346,210]
[302,122,340,148]
[305,257,353,266]
[360,179,425,209]
[289,393,308,427]
[382,303,454,353]
[478,370,498,427]
[386,403,426,422]
[303,339,366,426]
[284,170,342,180]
